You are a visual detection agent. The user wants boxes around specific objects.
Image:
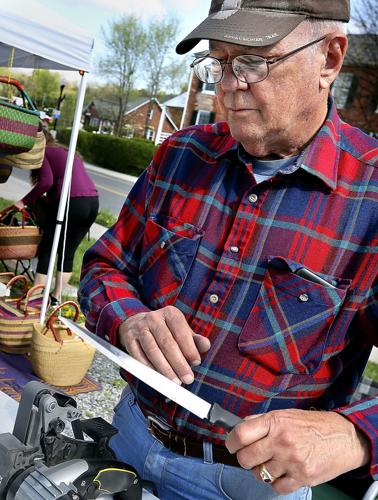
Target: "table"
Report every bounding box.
[0,390,158,499]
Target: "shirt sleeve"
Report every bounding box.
[78,166,154,344]
[334,278,378,480]
[21,153,54,206]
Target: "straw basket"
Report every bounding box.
[0,206,42,260]
[0,275,44,354]
[30,301,95,386]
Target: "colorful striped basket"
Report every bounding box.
[0,76,40,155]
[0,275,44,354]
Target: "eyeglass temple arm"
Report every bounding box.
[266,35,327,66]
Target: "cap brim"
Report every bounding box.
[176,9,305,54]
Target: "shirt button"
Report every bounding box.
[230,246,239,254]
[209,294,219,304]
[248,193,258,203]
[298,293,309,303]
[105,335,110,341]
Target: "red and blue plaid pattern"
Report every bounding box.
[79,100,378,479]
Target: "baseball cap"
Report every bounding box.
[176,0,350,54]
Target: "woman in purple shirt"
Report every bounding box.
[15,129,99,305]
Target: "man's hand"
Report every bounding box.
[225,409,370,495]
[119,305,211,385]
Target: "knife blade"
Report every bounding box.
[61,318,243,432]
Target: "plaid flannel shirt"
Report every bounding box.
[79,101,378,479]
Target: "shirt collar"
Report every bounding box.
[212,98,341,191]
[299,97,340,191]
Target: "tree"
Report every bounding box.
[27,70,60,109]
[98,16,146,136]
[142,17,183,137]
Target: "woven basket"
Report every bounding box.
[30,301,96,386]
[0,276,44,354]
[0,206,42,260]
[0,129,46,170]
[0,76,40,155]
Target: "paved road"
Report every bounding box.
[5,163,137,217]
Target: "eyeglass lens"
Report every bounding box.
[193,55,268,84]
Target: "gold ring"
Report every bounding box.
[259,463,275,484]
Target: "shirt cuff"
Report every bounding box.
[335,397,378,480]
[94,297,151,346]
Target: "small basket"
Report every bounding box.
[0,276,44,354]
[30,301,96,386]
[0,76,40,155]
[0,206,42,260]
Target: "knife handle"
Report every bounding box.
[208,403,244,432]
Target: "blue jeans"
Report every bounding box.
[110,388,312,500]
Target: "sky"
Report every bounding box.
[35,0,210,83]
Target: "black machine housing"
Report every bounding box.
[0,381,142,499]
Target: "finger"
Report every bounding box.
[163,306,204,366]
[270,475,303,496]
[126,337,158,370]
[256,459,286,485]
[234,436,274,470]
[226,414,270,454]
[193,334,211,356]
[137,323,183,384]
[152,315,196,384]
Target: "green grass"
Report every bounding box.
[96,208,117,228]
[71,236,96,286]
[0,197,13,211]
[364,361,378,382]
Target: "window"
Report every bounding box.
[145,128,155,141]
[332,73,357,109]
[148,108,154,120]
[200,82,216,94]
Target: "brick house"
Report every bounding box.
[83,96,178,141]
[332,34,378,136]
[181,34,378,136]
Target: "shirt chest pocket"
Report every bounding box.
[138,215,203,308]
[238,257,351,375]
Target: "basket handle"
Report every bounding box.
[0,76,37,111]
[6,275,29,297]
[0,205,17,223]
[0,272,15,284]
[45,301,80,343]
[20,284,45,313]
[0,206,37,228]
[0,76,25,92]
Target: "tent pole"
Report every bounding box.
[40,71,89,324]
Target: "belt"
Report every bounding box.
[147,415,240,468]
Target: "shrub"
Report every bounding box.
[57,129,157,176]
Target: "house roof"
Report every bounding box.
[84,96,149,120]
[84,96,178,130]
[162,92,188,109]
[344,34,378,68]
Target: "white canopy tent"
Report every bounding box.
[0,0,95,323]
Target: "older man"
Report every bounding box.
[79,1,378,499]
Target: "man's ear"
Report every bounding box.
[319,34,348,90]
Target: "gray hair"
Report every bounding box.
[305,19,348,37]
[296,19,348,54]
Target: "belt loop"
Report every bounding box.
[203,441,214,464]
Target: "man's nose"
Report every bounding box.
[219,65,249,92]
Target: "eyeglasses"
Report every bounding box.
[190,35,327,85]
